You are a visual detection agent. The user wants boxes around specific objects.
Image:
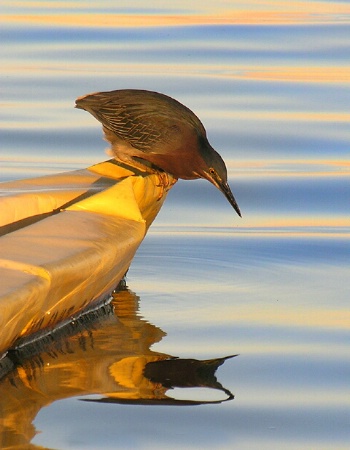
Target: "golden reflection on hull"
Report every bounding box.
[0,160,176,356]
[0,285,234,449]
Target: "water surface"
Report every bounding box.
[1,1,349,449]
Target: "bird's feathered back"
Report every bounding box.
[75,89,207,153]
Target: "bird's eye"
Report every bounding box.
[209,168,215,175]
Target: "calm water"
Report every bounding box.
[1,1,350,449]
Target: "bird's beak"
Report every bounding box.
[203,170,242,217]
[219,180,242,217]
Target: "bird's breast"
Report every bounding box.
[144,149,201,180]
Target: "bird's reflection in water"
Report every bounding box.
[0,283,235,448]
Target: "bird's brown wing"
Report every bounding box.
[76,89,205,154]
[97,105,172,153]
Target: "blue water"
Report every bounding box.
[1,1,350,449]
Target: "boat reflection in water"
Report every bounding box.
[0,282,235,448]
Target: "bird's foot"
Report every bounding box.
[112,154,174,200]
[155,172,176,200]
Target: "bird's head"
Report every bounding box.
[198,138,242,218]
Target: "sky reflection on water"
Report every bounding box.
[1,0,350,449]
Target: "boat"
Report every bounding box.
[0,160,175,357]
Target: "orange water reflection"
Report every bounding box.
[228,160,350,176]
[4,1,350,27]
[0,285,234,449]
[240,67,350,84]
[3,63,350,86]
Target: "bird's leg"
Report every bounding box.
[129,156,160,174]
[108,151,156,175]
[112,153,173,200]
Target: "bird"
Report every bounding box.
[75,89,241,217]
